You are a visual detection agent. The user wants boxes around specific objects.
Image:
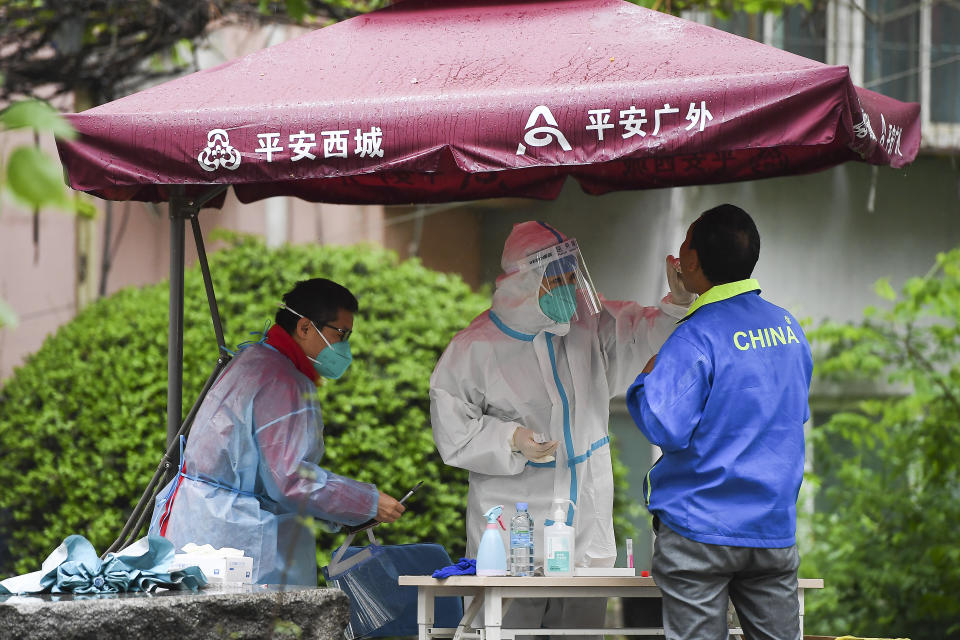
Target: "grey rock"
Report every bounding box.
[0,585,350,640]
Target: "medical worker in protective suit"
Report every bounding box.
[431,221,693,632]
[150,278,405,586]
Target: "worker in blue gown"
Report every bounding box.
[149,278,405,585]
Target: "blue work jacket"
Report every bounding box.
[626,280,813,548]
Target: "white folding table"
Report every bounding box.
[398,575,824,640]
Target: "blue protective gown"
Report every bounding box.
[627,280,813,548]
[149,341,378,585]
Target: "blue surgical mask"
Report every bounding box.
[539,284,577,324]
[310,327,353,379]
[280,303,354,379]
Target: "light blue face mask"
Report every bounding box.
[539,283,577,324]
[281,303,353,379]
[311,327,353,380]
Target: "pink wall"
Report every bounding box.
[1,128,80,381]
[0,180,389,381]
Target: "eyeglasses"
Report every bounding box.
[279,303,352,341]
[322,324,352,342]
[541,272,578,295]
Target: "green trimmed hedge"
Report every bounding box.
[0,233,637,579]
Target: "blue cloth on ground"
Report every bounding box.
[0,534,206,595]
[432,557,476,578]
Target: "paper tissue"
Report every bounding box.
[168,543,254,584]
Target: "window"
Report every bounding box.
[687,4,828,64]
[929,1,960,124]
[695,1,960,148]
[863,1,921,104]
[768,4,828,63]
[853,0,960,146]
[709,10,766,42]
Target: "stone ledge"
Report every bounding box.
[0,585,350,640]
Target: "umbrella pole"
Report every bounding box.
[190,214,227,352]
[167,187,187,455]
[167,185,229,455]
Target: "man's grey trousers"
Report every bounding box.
[651,524,801,640]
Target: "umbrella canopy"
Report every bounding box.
[57,0,920,205]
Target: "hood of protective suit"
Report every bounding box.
[492,221,573,336]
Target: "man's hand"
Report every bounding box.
[375,491,406,523]
[512,426,560,463]
[642,354,657,374]
[666,255,695,305]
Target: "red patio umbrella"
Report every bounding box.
[58,0,920,206]
[53,0,921,553]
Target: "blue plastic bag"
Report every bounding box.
[322,529,463,639]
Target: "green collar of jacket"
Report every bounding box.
[683,278,761,319]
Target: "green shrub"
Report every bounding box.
[0,233,638,579]
[801,248,960,639]
[0,235,481,575]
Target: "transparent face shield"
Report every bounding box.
[509,238,602,324]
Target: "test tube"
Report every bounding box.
[626,538,634,568]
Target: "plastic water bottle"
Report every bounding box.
[510,502,535,577]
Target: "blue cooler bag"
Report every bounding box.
[322,528,463,639]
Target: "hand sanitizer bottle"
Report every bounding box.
[476,505,508,576]
[543,499,575,577]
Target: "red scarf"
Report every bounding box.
[266,324,318,384]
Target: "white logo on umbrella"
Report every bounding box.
[516,105,572,156]
[198,129,242,172]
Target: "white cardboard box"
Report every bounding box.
[170,554,254,584]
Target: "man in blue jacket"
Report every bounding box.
[626,204,813,640]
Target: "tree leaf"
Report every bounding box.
[874,277,897,301]
[0,100,76,139]
[0,297,17,328]
[74,194,99,220]
[285,0,309,21]
[5,146,72,210]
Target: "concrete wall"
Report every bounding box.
[384,205,486,290]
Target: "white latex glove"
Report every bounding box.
[666,254,696,305]
[512,426,560,463]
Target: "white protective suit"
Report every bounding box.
[149,339,378,586]
[430,221,686,628]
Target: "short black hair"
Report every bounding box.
[275,278,358,334]
[690,204,760,284]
